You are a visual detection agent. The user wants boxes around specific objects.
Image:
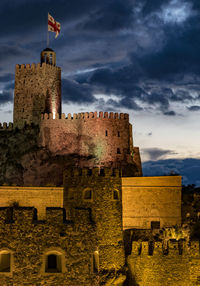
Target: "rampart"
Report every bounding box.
[0,206,98,285]
[128,240,200,286]
[39,112,142,175]
[122,176,182,230]
[0,186,63,219]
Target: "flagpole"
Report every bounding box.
[47,13,49,47]
[47,31,49,47]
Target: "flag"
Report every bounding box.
[48,13,61,38]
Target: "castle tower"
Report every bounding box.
[13,48,61,128]
[64,168,125,283]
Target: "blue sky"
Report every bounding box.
[0,0,200,185]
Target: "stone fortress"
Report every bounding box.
[0,48,199,285]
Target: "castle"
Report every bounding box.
[0,48,198,285]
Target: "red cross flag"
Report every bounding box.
[48,13,61,38]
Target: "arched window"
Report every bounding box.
[105,130,108,136]
[45,253,62,273]
[83,189,93,201]
[92,249,99,273]
[42,249,66,274]
[50,53,53,64]
[117,131,120,137]
[0,250,12,273]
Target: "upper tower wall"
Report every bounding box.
[13,49,61,128]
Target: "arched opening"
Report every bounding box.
[92,250,99,273]
[50,53,53,64]
[0,251,11,272]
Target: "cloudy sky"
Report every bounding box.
[0,0,200,185]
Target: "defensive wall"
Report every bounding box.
[0,206,99,285]
[14,63,61,128]
[39,112,142,175]
[0,175,181,230]
[0,186,63,219]
[128,240,200,286]
[122,176,182,230]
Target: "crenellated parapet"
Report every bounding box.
[41,111,129,121]
[0,122,13,131]
[131,240,200,256]
[64,167,121,178]
[15,62,61,73]
[0,206,93,226]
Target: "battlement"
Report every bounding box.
[0,122,13,130]
[41,111,129,121]
[15,62,61,72]
[0,206,92,225]
[64,167,121,178]
[131,240,200,256]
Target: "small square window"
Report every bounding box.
[151,221,160,229]
[117,148,121,154]
[83,189,92,200]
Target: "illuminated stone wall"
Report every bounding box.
[0,186,63,219]
[39,112,142,175]
[0,207,98,285]
[14,63,61,128]
[128,240,200,286]
[64,167,125,279]
[122,176,182,230]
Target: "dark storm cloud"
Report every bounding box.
[0,0,101,38]
[163,110,176,116]
[142,147,177,161]
[142,0,166,15]
[80,0,134,32]
[62,78,95,104]
[0,45,25,62]
[0,0,200,114]
[0,90,13,105]
[0,74,14,83]
[187,105,200,111]
[142,158,200,186]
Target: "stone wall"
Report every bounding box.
[128,240,200,286]
[0,206,99,285]
[122,176,182,230]
[0,186,63,219]
[39,112,142,176]
[64,167,125,280]
[14,63,61,128]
